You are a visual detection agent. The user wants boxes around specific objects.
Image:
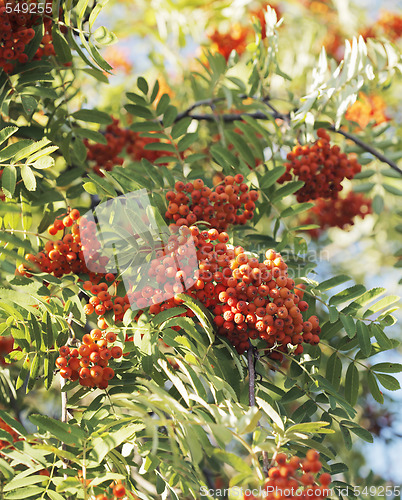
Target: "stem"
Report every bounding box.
[60,313,74,482]
[248,343,270,476]
[328,125,402,175]
[82,441,88,500]
[60,377,69,480]
[248,346,256,407]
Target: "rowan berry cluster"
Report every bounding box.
[0,0,54,74]
[165,175,258,232]
[278,129,362,203]
[302,191,372,238]
[144,223,319,357]
[56,332,122,389]
[0,335,14,365]
[82,275,131,324]
[194,235,319,358]
[16,209,89,278]
[245,449,331,500]
[85,118,173,176]
[92,481,127,499]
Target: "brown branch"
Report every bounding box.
[328,125,402,176]
[180,104,401,175]
[248,346,256,407]
[248,343,270,476]
[174,94,286,123]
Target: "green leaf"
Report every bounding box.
[137,76,149,95]
[383,184,402,196]
[151,307,186,327]
[93,26,118,46]
[171,117,192,140]
[370,323,392,350]
[372,194,384,214]
[156,94,170,115]
[176,294,215,344]
[26,146,59,164]
[340,421,373,443]
[315,275,351,292]
[16,355,30,391]
[339,424,352,450]
[225,130,255,167]
[74,128,107,145]
[0,126,18,147]
[163,105,178,127]
[29,415,86,445]
[356,320,371,357]
[178,133,198,152]
[340,314,356,338]
[3,472,49,492]
[329,306,339,323]
[125,104,154,120]
[375,373,400,391]
[255,396,283,431]
[0,410,26,436]
[21,96,37,116]
[83,182,97,195]
[344,363,359,406]
[272,181,304,202]
[4,486,45,498]
[14,138,51,162]
[52,27,72,64]
[90,424,140,463]
[20,165,36,191]
[363,295,400,317]
[371,362,402,373]
[1,166,17,198]
[286,421,333,435]
[281,203,314,218]
[259,166,286,189]
[367,371,384,404]
[32,156,55,170]
[326,352,342,391]
[26,353,40,392]
[329,285,366,306]
[72,109,113,125]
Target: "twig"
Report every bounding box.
[174,94,286,123]
[328,125,402,176]
[60,312,74,481]
[248,343,270,476]
[248,346,256,407]
[184,110,278,123]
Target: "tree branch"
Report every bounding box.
[248,346,256,407]
[328,125,402,176]
[248,344,270,476]
[179,104,401,175]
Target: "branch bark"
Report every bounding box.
[248,344,270,476]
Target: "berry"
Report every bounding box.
[278,130,362,202]
[247,449,331,500]
[300,191,372,238]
